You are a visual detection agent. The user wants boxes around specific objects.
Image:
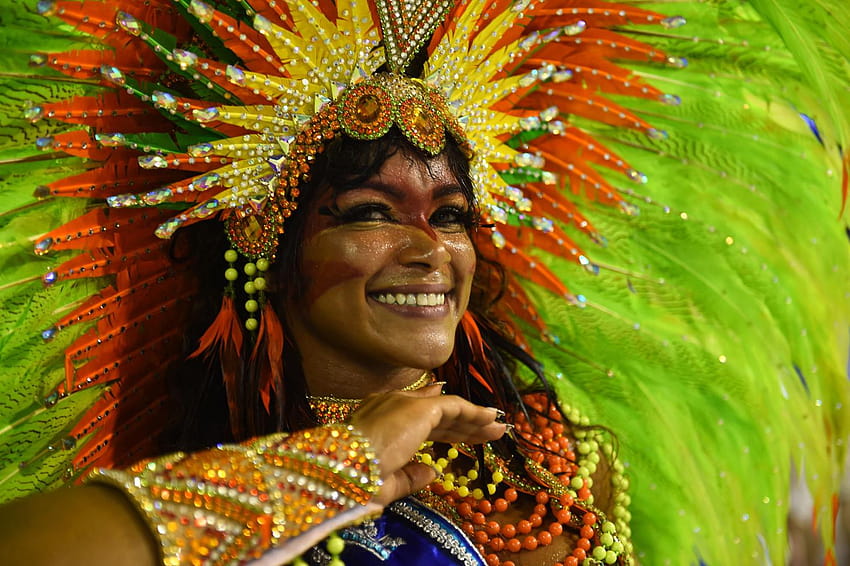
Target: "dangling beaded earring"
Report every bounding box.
[190,248,247,435]
[240,255,285,414]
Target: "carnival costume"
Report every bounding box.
[0,0,849,565]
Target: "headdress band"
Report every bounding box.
[221,74,469,259]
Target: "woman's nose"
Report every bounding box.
[396,225,452,270]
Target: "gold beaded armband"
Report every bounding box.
[90,423,381,565]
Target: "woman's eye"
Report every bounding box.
[431,206,475,229]
[329,203,395,223]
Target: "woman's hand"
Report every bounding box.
[349,383,506,506]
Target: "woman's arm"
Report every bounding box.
[0,483,159,566]
[0,384,505,565]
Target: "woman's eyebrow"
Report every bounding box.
[334,180,405,199]
[433,184,464,199]
[334,181,464,199]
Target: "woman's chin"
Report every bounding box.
[378,337,455,373]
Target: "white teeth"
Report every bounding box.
[373,292,446,306]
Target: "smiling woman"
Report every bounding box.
[0,86,629,566]
[0,71,632,566]
[219,125,628,566]
[3,1,847,565]
[174,108,633,563]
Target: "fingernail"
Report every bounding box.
[488,407,506,417]
[503,423,515,431]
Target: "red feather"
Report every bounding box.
[253,303,285,413]
[461,312,494,393]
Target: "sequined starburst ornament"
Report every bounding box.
[39,0,688,314]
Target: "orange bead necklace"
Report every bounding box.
[422,395,632,566]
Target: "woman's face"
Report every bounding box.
[287,149,476,375]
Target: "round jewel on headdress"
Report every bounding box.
[398,97,445,155]
[339,83,393,140]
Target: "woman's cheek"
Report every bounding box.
[299,235,367,307]
[301,257,364,307]
[300,231,390,307]
[449,235,477,275]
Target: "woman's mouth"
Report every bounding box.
[371,292,447,306]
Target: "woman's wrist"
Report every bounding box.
[89,423,381,565]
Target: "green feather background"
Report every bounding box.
[517,1,850,563]
[0,1,847,565]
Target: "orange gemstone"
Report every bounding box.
[355,94,382,123]
[242,216,263,242]
[412,106,434,133]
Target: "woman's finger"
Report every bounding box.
[373,462,437,506]
[350,391,504,482]
[427,421,507,444]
